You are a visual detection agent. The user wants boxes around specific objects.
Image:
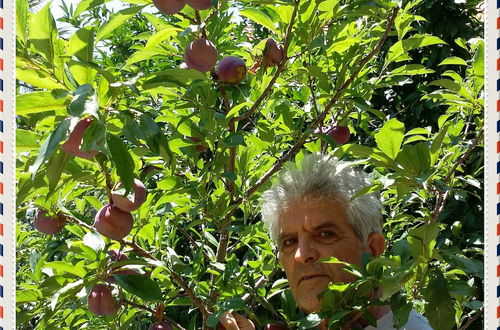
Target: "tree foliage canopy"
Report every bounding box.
[16,0,483,329]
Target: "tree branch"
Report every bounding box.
[234,0,301,122]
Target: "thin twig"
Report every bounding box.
[122,298,155,314]
[234,0,301,122]
[458,307,483,330]
[444,131,483,183]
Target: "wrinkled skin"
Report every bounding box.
[111,178,148,212]
[94,204,134,240]
[88,284,118,315]
[184,39,218,73]
[217,56,247,84]
[186,0,211,10]
[153,0,186,14]
[278,196,385,313]
[34,209,66,234]
[61,117,99,159]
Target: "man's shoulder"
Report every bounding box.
[365,309,433,330]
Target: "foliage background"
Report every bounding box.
[15,0,484,329]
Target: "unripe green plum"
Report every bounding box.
[153,0,186,14]
[111,179,148,212]
[61,117,99,159]
[94,204,134,240]
[217,56,246,84]
[184,39,218,73]
[186,0,211,10]
[34,209,66,234]
[88,284,118,315]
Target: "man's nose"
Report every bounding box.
[294,239,319,264]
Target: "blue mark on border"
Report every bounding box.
[0,0,3,8]
[496,120,500,132]
[0,203,4,215]
[0,162,4,174]
[496,202,500,215]
[0,121,4,133]
[0,79,3,92]
[497,244,500,256]
[0,38,3,50]
[497,162,500,173]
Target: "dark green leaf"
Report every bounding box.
[424,270,455,330]
[106,133,135,194]
[114,274,163,301]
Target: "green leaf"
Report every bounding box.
[82,231,105,253]
[16,57,67,90]
[125,46,169,67]
[223,132,247,147]
[96,6,146,42]
[114,274,163,301]
[386,34,446,64]
[424,270,455,330]
[390,293,412,329]
[30,118,72,177]
[388,64,434,76]
[16,92,68,115]
[68,26,96,85]
[43,261,87,278]
[74,0,110,18]
[395,143,431,176]
[226,102,252,120]
[46,149,71,192]
[438,56,467,66]
[336,144,396,169]
[240,8,277,33]
[17,290,40,304]
[16,0,29,44]
[375,119,405,160]
[16,129,41,151]
[68,84,98,117]
[429,79,461,91]
[429,124,448,166]
[106,133,135,194]
[28,2,58,64]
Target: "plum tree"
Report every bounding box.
[153,0,186,15]
[111,178,148,212]
[87,284,118,316]
[94,204,134,240]
[262,38,284,67]
[149,321,173,330]
[34,209,66,234]
[217,56,247,84]
[61,117,99,159]
[184,39,218,73]
[186,0,211,10]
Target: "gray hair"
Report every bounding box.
[260,154,383,245]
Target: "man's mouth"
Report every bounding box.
[299,274,330,283]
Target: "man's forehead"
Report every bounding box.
[278,218,342,240]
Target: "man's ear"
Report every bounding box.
[367,232,386,257]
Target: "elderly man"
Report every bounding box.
[219,154,431,329]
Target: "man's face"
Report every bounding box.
[277,196,370,314]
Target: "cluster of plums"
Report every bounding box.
[35,117,148,239]
[153,0,284,84]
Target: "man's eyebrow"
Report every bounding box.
[311,220,340,232]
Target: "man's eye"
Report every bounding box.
[319,231,335,238]
[281,238,297,251]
